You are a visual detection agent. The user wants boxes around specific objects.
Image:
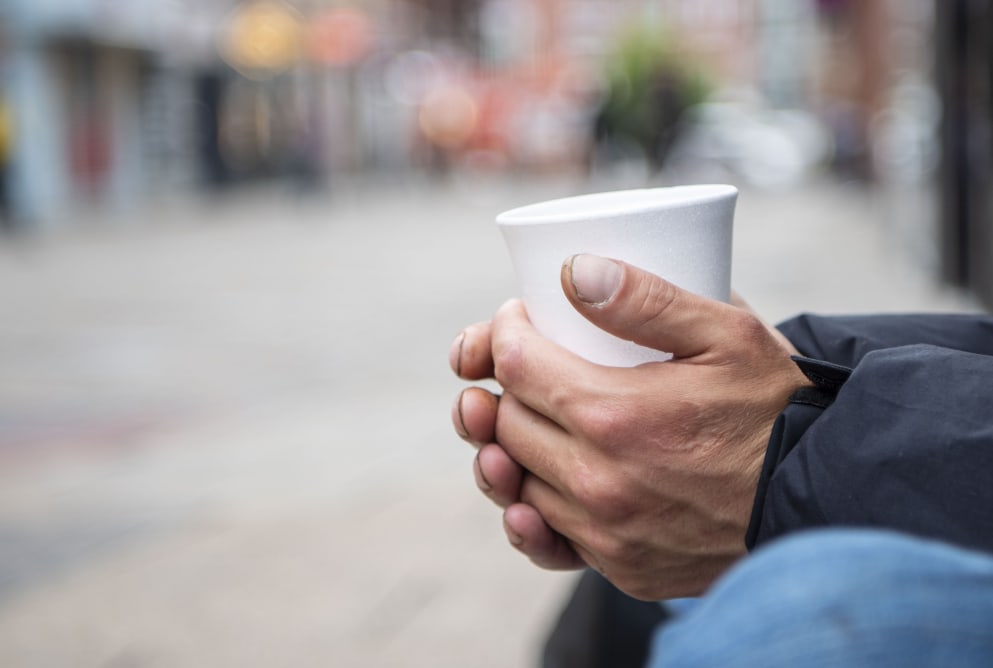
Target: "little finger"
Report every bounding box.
[503,503,585,571]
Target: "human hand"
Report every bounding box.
[451,255,809,599]
[450,291,798,551]
[450,296,796,538]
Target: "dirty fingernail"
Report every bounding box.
[474,453,492,492]
[449,331,466,376]
[569,254,621,305]
[452,390,469,439]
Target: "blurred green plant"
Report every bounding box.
[595,23,713,166]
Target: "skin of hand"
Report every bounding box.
[450,254,810,600]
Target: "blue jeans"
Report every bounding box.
[648,529,993,667]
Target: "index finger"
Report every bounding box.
[490,299,611,433]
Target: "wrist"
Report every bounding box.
[745,357,854,550]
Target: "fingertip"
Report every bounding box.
[476,443,523,508]
[457,387,499,445]
[503,504,585,571]
[503,503,533,547]
[457,322,496,380]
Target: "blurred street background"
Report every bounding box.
[0,0,991,666]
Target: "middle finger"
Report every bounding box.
[495,392,573,492]
[453,387,499,445]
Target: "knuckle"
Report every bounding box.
[570,466,607,509]
[729,310,769,345]
[545,381,574,416]
[571,470,630,524]
[633,277,680,331]
[584,529,630,571]
[576,401,628,446]
[587,542,658,600]
[578,412,617,445]
[492,338,524,388]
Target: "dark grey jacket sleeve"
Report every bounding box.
[777,312,993,365]
[746,313,993,555]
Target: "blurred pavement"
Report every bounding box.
[0,175,982,667]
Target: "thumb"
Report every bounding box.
[560,254,738,359]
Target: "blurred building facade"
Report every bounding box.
[0,0,988,311]
[4,1,142,223]
[0,0,870,226]
[0,0,228,225]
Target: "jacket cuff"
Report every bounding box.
[744,357,852,550]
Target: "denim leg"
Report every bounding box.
[648,529,993,668]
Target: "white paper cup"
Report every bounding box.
[496,185,737,367]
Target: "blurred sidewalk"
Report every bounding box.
[0,175,982,667]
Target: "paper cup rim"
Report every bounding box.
[495,185,738,226]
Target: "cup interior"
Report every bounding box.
[496,185,737,225]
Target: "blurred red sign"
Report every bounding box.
[307,8,375,66]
